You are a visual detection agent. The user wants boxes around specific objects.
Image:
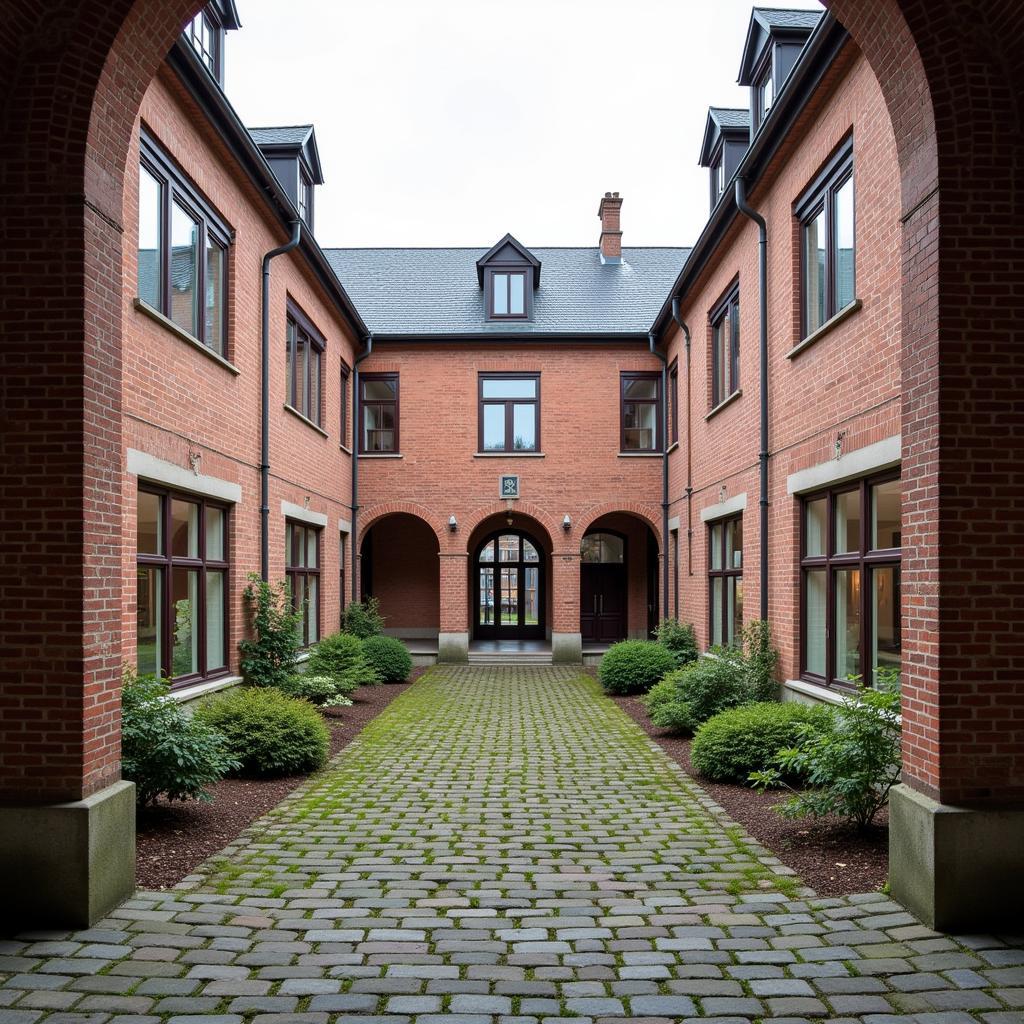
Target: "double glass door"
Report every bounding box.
[475,531,544,639]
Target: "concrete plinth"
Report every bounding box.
[552,631,583,664]
[438,631,469,663]
[0,779,136,928]
[889,783,1024,931]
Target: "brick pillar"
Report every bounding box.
[438,553,468,662]
[551,549,582,663]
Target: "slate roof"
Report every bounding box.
[752,7,823,30]
[709,107,751,130]
[324,246,690,337]
[247,125,315,147]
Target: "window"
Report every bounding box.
[138,132,229,356]
[298,169,313,227]
[479,374,539,452]
[755,69,773,128]
[338,534,346,624]
[285,303,323,427]
[621,372,662,452]
[710,154,726,206]
[801,474,901,689]
[797,138,855,338]
[340,361,351,448]
[360,373,399,453]
[708,515,743,647]
[489,271,527,319]
[580,533,625,563]
[136,487,229,686]
[710,283,740,408]
[669,362,679,445]
[286,520,321,647]
[184,8,223,80]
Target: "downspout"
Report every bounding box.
[734,176,769,621]
[648,331,670,624]
[670,297,693,580]
[260,220,302,581]
[350,333,373,603]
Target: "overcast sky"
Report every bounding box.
[225,0,823,249]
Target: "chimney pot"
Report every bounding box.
[598,191,623,264]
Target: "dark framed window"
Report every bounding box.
[479,374,540,452]
[138,131,230,356]
[183,7,224,81]
[669,361,679,445]
[800,473,901,689]
[797,136,855,338]
[136,486,229,687]
[710,283,740,408]
[360,373,399,453]
[340,360,351,448]
[298,168,313,228]
[487,270,528,319]
[286,520,321,647]
[710,151,726,207]
[286,302,324,427]
[339,533,347,623]
[754,66,774,131]
[621,372,662,452]
[708,515,743,647]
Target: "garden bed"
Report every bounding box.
[615,692,889,898]
[135,672,424,890]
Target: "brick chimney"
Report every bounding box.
[598,192,623,264]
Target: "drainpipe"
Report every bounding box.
[734,176,769,621]
[648,331,670,625]
[671,297,693,581]
[350,333,373,603]
[260,220,303,581]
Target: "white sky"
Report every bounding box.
[225,0,823,249]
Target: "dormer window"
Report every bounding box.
[476,234,541,323]
[298,169,313,228]
[755,67,774,128]
[711,153,726,205]
[491,271,527,319]
[183,2,240,85]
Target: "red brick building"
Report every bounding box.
[1,0,1023,933]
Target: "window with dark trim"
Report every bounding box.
[338,534,346,623]
[708,514,743,647]
[360,373,399,453]
[669,362,679,445]
[710,151,726,208]
[710,283,740,409]
[800,473,901,689]
[286,520,321,647]
[183,7,224,81]
[285,303,324,427]
[138,131,230,356]
[620,372,662,452]
[487,270,528,320]
[298,168,313,228]
[753,61,774,131]
[340,360,351,448]
[136,486,229,687]
[479,373,540,452]
[797,136,855,338]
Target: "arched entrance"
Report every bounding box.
[580,531,627,644]
[473,529,544,641]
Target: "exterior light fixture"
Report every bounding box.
[448,515,457,532]
[563,514,571,531]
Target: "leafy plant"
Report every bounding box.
[277,672,358,706]
[691,701,834,782]
[362,635,413,683]
[646,647,751,733]
[750,668,901,831]
[121,667,238,805]
[239,574,302,688]
[742,619,780,702]
[598,640,677,695]
[341,597,385,639]
[194,687,330,777]
[654,618,699,667]
[309,630,379,688]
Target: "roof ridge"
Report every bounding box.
[247,122,314,130]
[324,244,691,252]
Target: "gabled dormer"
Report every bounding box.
[248,125,325,232]
[738,7,823,139]
[699,108,750,213]
[183,0,241,87]
[476,234,541,321]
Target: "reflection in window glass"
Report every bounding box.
[170,499,199,558]
[726,518,743,569]
[804,208,827,335]
[509,273,525,315]
[138,491,162,555]
[171,567,199,678]
[523,540,540,562]
[136,567,162,677]
[364,379,396,400]
[805,569,826,676]
[501,567,518,624]
[138,166,162,308]
[482,404,505,450]
[482,378,536,399]
[524,567,539,625]
[834,490,861,554]
[205,236,225,355]
[512,404,535,450]
[580,533,624,564]
[710,524,723,570]
[479,567,494,624]
[170,200,199,337]
[835,568,861,682]
[492,273,508,315]
[872,479,901,549]
[805,498,826,557]
[206,571,226,671]
[479,541,495,563]
[498,534,519,561]
[872,565,901,683]
[711,577,723,646]
[835,175,855,310]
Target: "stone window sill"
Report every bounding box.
[705,389,742,421]
[170,674,241,705]
[340,444,353,455]
[667,441,680,454]
[474,451,545,458]
[284,403,329,438]
[359,453,403,459]
[134,298,240,376]
[618,451,663,457]
[787,298,863,360]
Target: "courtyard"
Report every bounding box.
[2,667,1021,1023]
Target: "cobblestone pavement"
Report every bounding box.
[3,666,1023,1024]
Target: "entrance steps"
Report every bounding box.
[467,650,553,666]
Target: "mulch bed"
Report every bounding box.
[614,692,889,898]
[135,670,427,891]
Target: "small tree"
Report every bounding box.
[742,620,780,702]
[341,597,385,639]
[239,573,302,688]
[654,618,699,666]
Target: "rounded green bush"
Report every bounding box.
[691,701,834,782]
[598,640,676,695]
[362,635,412,683]
[194,687,330,777]
[277,673,357,705]
[308,631,378,687]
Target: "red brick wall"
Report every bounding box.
[364,515,440,633]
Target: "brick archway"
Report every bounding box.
[577,502,663,550]
[356,502,447,549]
[461,501,559,553]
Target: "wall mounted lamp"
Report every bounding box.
[448,515,458,532]
[562,514,572,531]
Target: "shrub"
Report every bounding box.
[277,673,357,707]
[654,618,698,667]
[341,597,385,639]
[691,701,834,782]
[239,574,302,688]
[751,669,901,831]
[362,635,412,683]
[598,640,677,695]
[308,630,379,688]
[195,687,330,777]
[742,620,780,702]
[647,648,752,733]
[121,668,238,805]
